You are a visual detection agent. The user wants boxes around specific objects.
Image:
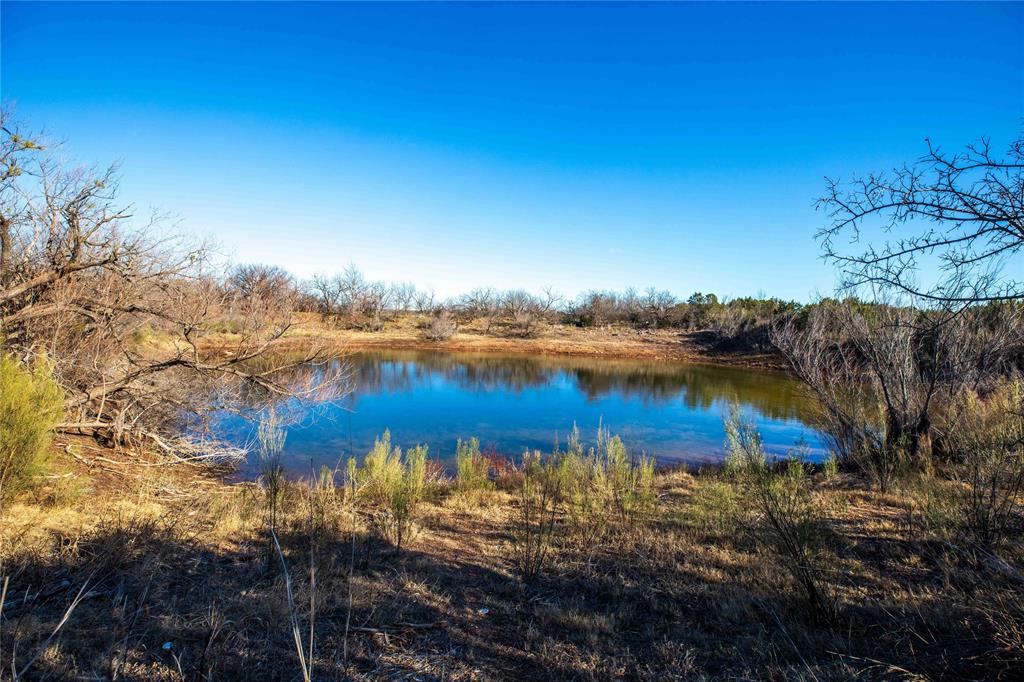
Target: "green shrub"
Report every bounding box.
[358,430,404,507]
[388,444,427,551]
[558,429,608,544]
[853,434,909,493]
[821,454,840,481]
[688,479,740,536]
[455,437,492,493]
[724,404,836,623]
[602,430,655,523]
[557,425,656,541]
[0,355,64,502]
[308,464,345,541]
[352,430,428,550]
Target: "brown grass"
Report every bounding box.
[2,439,1023,680]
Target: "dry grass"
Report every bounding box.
[2,439,1023,680]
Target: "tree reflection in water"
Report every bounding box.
[214,350,824,477]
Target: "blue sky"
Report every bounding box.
[2,2,1021,301]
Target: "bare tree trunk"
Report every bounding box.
[0,216,10,285]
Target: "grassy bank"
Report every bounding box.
[3,437,1021,680]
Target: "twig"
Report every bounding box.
[347,622,447,633]
[344,473,357,671]
[271,529,312,682]
[0,576,9,678]
[1,579,71,611]
[15,577,91,680]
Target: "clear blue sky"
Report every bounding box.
[2,2,1021,301]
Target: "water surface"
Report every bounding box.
[215,350,825,476]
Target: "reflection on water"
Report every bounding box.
[214,350,825,477]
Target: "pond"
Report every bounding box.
[212,349,826,477]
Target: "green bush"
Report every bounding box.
[557,425,655,542]
[388,443,427,551]
[821,454,840,481]
[0,355,64,502]
[602,430,655,523]
[558,430,608,544]
[351,430,428,550]
[357,430,404,507]
[455,437,492,493]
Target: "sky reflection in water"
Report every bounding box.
[214,350,826,477]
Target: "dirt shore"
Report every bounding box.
[271,315,788,370]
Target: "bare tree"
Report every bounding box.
[228,263,295,303]
[0,115,345,451]
[772,300,1022,488]
[308,273,343,323]
[413,288,435,315]
[538,286,564,319]
[818,135,1024,304]
[424,309,457,341]
[460,287,500,333]
[390,281,417,313]
[502,289,555,338]
[642,287,676,328]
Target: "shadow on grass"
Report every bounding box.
[4,506,1022,681]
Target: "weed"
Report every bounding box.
[455,437,493,496]
[822,454,840,481]
[352,431,428,551]
[257,411,287,566]
[947,382,1024,551]
[557,425,656,544]
[725,404,836,623]
[511,451,561,581]
[688,479,740,536]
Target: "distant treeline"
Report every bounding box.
[230,263,807,350]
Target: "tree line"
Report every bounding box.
[233,262,805,349]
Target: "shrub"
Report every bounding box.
[0,355,64,502]
[724,404,836,623]
[455,437,493,495]
[558,430,608,545]
[602,430,655,523]
[557,425,656,542]
[357,430,404,507]
[424,310,457,341]
[352,431,428,550]
[945,382,1024,551]
[821,454,840,481]
[388,444,427,551]
[853,435,909,493]
[257,411,287,565]
[308,464,345,541]
[510,450,561,581]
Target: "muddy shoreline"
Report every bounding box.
[262,317,790,371]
